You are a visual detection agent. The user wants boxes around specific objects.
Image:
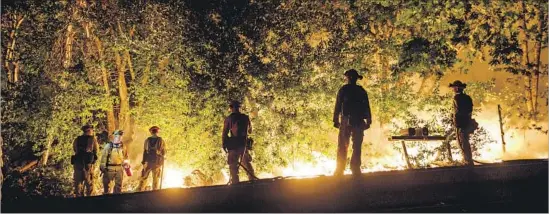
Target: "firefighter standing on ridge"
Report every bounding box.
[138,126,166,191]
[100,130,129,194]
[222,100,257,184]
[449,80,475,166]
[333,69,372,176]
[71,125,100,197]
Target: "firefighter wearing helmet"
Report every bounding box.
[137,126,166,191]
[99,130,129,194]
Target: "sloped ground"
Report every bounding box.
[2,159,547,213]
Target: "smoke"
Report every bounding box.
[362,123,408,169]
[121,131,147,183]
[474,104,549,160]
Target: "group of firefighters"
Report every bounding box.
[71,125,167,196]
[71,69,475,197]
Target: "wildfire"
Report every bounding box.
[475,105,549,162]
[160,162,190,189]
[282,151,337,177]
[280,151,408,177]
[141,111,546,190]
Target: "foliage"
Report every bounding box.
[464,0,548,119]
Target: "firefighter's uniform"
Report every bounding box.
[72,126,100,197]
[333,69,372,176]
[451,81,474,166]
[138,131,166,191]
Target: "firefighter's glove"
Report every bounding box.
[333,121,340,129]
[364,119,371,130]
[222,140,228,153]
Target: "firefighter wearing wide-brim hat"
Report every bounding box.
[100,130,128,194]
[222,100,257,184]
[138,126,166,191]
[449,80,474,166]
[71,125,100,197]
[333,69,372,176]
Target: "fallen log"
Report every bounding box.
[17,160,39,173]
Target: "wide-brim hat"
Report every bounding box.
[449,80,467,88]
[344,69,363,80]
[229,100,241,108]
[81,125,94,132]
[149,126,160,132]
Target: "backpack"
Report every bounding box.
[342,85,368,127]
[145,137,164,165]
[106,143,125,166]
[225,113,249,150]
[229,113,249,137]
[71,135,96,165]
[464,118,479,134]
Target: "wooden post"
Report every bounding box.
[401,141,412,169]
[498,105,506,154]
[445,138,453,162]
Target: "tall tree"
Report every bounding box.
[465,0,548,120]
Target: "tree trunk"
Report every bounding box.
[115,51,131,142]
[524,75,533,114]
[532,5,545,118]
[125,50,135,80]
[116,21,136,143]
[13,62,20,83]
[117,21,136,81]
[141,58,152,86]
[416,76,427,94]
[520,0,534,116]
[520,0,531,65]
[158,57,170,85]
[4,15,24,83]
[64,24,75,69]
[94,37,116,134]
[40,135,53,166]
[123,50,135,143]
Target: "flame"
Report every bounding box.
[281,151,337,177]
[475,106,549,162]
[280,151,407,177]
[220,168,230,184]
[160,162,190,189]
